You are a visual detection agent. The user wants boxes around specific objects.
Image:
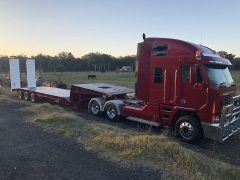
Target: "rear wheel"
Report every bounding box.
[30,93,38,103]
[88,99,102,116]
[105,103,120,121]
[17,90,23,99]
[24,92,29,100]
[175,115,202,143]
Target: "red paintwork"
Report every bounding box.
[123,38,235,127]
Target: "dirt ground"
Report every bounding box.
[0,99,163,180]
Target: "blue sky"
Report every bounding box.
[0,0,240,57]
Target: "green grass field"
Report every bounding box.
[42,71,135,89]
[42,71,240,94]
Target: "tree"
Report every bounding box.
[218,51,236,69]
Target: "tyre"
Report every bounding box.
[105,103,120,121]
[17,90,23,99]
[88,99,102,116]
[175,115,202,143]
[24,92,29,100]
[30,93,38,103]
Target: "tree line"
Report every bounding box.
[0,52,136,73]
[1,51,240,73]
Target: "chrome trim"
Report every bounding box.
[88,97,106,112]
[104,99,124,115]
[163,70,167,103]
[174,69,177,102]
[201,95,240,142]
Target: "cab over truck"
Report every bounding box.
[11,36,240,143]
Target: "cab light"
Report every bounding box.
[196,50,202,60]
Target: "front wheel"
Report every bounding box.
[175,115,202,144]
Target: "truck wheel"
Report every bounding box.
[24,92,29,100]
[175,115,202,144]
[18,91,23,99]
[105,103,120,121]
[88,99,102,116]
[30,93,37,103]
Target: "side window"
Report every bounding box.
[153,44,168,56]
[154,67,163,84]
[196,65,203,83]
[181,65,191,82]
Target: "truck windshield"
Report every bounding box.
[205,65,234,86]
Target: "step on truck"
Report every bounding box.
[9,35,240,143]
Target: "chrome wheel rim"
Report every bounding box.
[24,92,28,100]
[107,105,117,119]
[31,94,35,102]
[90,102,100,115]
[18,91,22,99]
[179,122,194,140]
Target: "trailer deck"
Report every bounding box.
[16,83,135,108]
[21,87,70,98]
[72,83,134,96]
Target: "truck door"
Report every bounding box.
[179,64,207,109]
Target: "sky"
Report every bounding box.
[0,0,240,58]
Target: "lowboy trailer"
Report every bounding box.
[11,35,240,143]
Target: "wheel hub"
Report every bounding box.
[179,122,194,140]
[107,106,117,119]
[91,102,100,115]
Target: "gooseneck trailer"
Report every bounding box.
[10,36,240,143]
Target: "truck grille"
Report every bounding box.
[223,94,233,106]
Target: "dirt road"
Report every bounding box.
[0,100,163,180]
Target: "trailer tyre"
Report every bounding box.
[24,92,29,100]
[88,99,102,116]
[175,115,202,144]
[30,93,38,103]
[105,103,120,121]
[18,91,23,99]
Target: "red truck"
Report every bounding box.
[12,36,240,143]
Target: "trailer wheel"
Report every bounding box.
[17,91,23,99]
[105,103,120,121]
[30,93,37,103]
[24,92,29,100]
[175,115,202,144]
[88,99,102,116]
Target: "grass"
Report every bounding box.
[42,71,240,94]
[42,71,135,89]
[20,102,240,180]
[2,70,240,179]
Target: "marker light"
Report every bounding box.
[213,115,220,123]
[196,50,202,60]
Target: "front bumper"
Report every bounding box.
[201,95,240,142]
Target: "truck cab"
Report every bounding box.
[122,37,240,143]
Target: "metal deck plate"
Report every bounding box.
[73,83,134,95]
[22,87,70,98]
